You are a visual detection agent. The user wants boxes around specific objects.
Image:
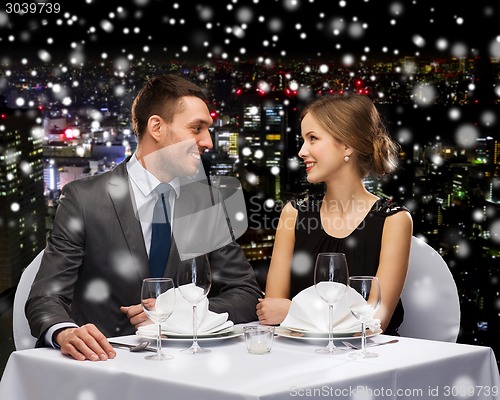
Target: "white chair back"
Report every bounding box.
[13,250,43,350]
[398,236,460,342]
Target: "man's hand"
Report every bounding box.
[256,298,292,325]
[120,304,153,330]
[55,324,116,361]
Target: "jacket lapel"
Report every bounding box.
[107,159,149,279]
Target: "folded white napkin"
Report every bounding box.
[137,285,233,335]
[281,284,380,333]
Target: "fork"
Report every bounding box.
[109,341,156,352]
[342,339,399,350]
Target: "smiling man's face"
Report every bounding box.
[161,96,214,154]
[145,96,214,182]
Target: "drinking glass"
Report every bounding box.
[177,254,212,354]
[348,276,381,358]
[314,252,349,354]
[141,277,176,360]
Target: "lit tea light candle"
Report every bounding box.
[248,340,270,354]
[244,325,274,354]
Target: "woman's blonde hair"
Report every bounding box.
[300,93,400,177]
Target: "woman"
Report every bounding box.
[256,93,412,335]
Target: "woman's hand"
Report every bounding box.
[256,298,292,325]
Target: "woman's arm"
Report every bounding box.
[375,210,413,331]
[256,202,298,325]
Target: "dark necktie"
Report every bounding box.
[149,183,172,278]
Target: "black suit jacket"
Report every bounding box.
[26,158,262,342]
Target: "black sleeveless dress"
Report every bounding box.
[290,196,408,336]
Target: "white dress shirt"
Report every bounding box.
[126,153,179,256]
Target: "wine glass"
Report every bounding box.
[141,277,176,361]
[347,276,381,359]
[313,252,349,354]
[177,254,212,354]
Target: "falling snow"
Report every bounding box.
[291,251,313,276]
[0,0,499,371]
[84,279,110,303]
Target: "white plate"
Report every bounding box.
[275,326,382,341]
[136,325,244,342]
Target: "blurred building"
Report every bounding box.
[237,92,285,197]
[0,109,46,292]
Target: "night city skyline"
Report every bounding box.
[1,0,500,372]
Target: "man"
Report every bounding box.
[26,74,262,361]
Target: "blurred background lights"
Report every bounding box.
[472,209,484,223]
[448,108,461,121]
[412,84,437,106]
[246,172,258,185]
[412,34,426,48]
[396,128,412,144]
[389,2,404,16]
[254,149,264,159]
[342,54,355,66]
[436,37,448,50]
[455,124,479,148]
[19,161,32,175]
[265,198,275,209]
[288,157,300,170]
[489,220,500,244]
[480,110,496,126]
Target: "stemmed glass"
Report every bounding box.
[141,277,176,361]
[313,252,349,354]
[177,254,212,354]
[347,276,381,359]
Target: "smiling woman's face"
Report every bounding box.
[298,112,346,184]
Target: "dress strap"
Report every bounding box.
[371,199,409,216]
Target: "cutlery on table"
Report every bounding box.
[341,339,399,350]
[108,341,155,352]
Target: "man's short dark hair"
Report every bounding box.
[131,75,207,141]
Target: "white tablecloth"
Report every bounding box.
[1,332,499,400]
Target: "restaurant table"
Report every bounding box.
[1,330,499,400]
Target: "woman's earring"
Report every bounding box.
[344,155,350,163]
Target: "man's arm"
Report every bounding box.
[26,183,85,340]
[207,241,263,323]
[25,183,116,361]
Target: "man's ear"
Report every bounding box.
[147,115,163,142]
